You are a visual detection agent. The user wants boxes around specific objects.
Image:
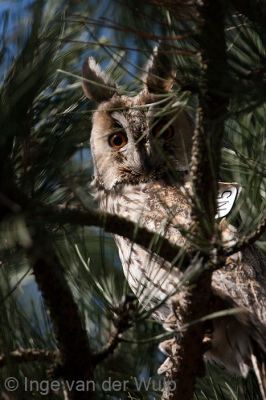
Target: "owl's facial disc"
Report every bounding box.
[90,99,193,190]
[105,117,179,182]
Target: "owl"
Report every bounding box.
[82,48,266,395]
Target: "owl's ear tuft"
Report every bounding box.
[142,45,176,93]
[82,57,118,103]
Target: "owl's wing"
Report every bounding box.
[113,234,183,321]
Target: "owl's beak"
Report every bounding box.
[131,143,155,176]
[140,161,154,175]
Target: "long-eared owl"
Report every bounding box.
[82,47,266,394]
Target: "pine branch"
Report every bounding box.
[224,214,266,257]
[31,205,192,267]
[93,295,135,365]
[160,2,229,399]
[161,266,212,400]
[29,234,95,400]
[0,348,57,368]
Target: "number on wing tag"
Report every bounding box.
[215,182,240,219]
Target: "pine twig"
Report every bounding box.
[0,267,31,304]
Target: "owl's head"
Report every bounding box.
[82,47,194,191]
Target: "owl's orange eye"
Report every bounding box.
[109,132,127,148]
[153,124,174,140]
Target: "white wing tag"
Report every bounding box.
[215,182,240,219]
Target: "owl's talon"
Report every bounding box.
[157,357,173,375]
[158,338,176,356]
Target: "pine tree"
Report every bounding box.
[0,1,266,399]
